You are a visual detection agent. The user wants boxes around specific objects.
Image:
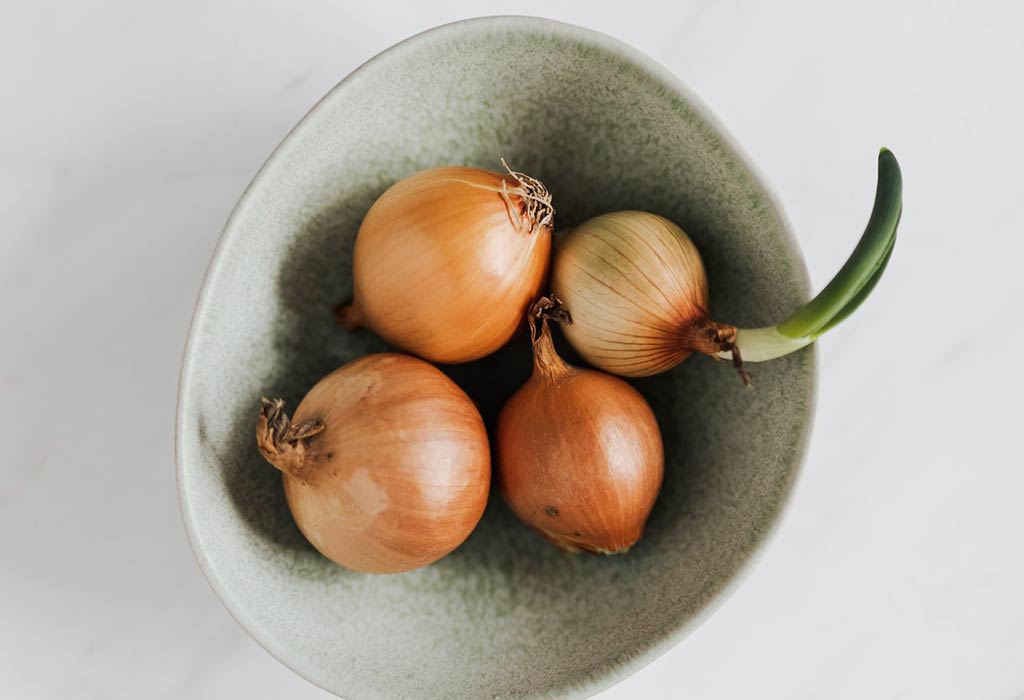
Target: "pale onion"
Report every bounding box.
[256,353,490,574]
[495,298,664,554]
[337,163,553,364]
[551,209,746,381]
[551,149,903,382]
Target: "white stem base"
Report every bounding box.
[716,326,812,363]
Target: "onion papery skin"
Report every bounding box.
[495,303,664,554]
[256,353,490,574]
[346,166,552,364]
[551,210,735,378]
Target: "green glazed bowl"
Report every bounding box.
[177,15,815,700]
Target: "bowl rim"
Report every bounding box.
[176,14,817,700]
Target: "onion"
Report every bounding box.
[495,298,664,554]
[552,209,747,381]
[256,353,490,574]
[338,163,553,364]
[551,149,903,382]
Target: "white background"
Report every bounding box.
[2,1,1022,698]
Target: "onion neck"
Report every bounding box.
[689,317,750,386]
[531,319,571,381]
[499,160,554,236]
[256,398,325,482]
[528,296,572,381]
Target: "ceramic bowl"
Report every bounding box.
[177,16,815,700]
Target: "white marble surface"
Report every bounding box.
[3,1,1022,698]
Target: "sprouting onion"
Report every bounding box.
[551,148,902,382]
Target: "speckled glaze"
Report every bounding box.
[176,16,816,700]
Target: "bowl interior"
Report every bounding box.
[178,17,814,700]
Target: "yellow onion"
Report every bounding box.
[495,298,664,554]
[256,353,490,574]
[551,211,748,382]
[338,163,553,364]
